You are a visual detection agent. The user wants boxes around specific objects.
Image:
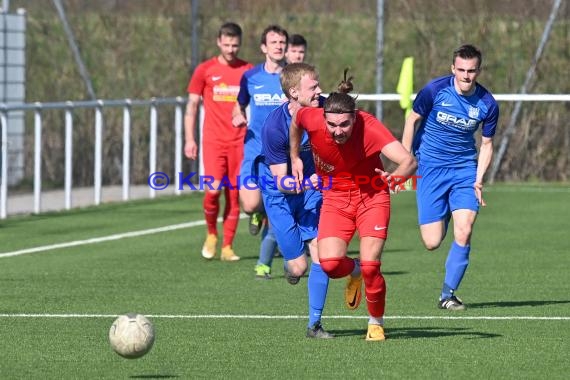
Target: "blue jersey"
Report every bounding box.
[237,63,286,157]
[260,101,319,196]
[259,100,323,259]
[412,75,499,168]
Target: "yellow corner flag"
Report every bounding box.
[396,57,414,119]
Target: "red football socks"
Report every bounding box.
[222,188,240,247]
[361,260,386,318]
[203,191,219,235]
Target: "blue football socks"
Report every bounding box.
[307,262,329,327]
[441,241,470,299]
[257,224,277,267]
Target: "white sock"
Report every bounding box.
[368,316,384,326]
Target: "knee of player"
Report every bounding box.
[453,224,473,243]
[287,261,307,277]
[241,199,262,214]
[422,238,443,251]
[242,205,256,214]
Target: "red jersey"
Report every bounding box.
[295,108,397,193]
[187,57,253,145]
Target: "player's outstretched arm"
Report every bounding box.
[401,110,422,152]
[376,141,417,192]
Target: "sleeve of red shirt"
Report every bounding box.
[187,60,208,95]
[295,107,320,131]
[360,111,397,155]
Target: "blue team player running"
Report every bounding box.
[232,25,288,278]
[402,44,500,310]
[259,62,332,338]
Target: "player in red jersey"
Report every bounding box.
[184,22,253,261]
[289,69,416,341]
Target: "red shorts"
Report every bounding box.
[202,142,243,185]
[318,188,391,243]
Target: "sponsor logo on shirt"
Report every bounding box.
[312,152,335,173]
[253,93,287,106]
[213,84,240,102]
[436,111,478,131]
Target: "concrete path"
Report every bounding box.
[5,185,179,216]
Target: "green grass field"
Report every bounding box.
[0,184,568,379]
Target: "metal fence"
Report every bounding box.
[0,97,188,218]
[1,93,569,219]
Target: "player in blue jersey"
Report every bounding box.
[232,25,288,278]
[260,62,332,338]
[402,44,500,310]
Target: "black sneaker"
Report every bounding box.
[248,212,264,236]
[284,267,301,285]
[306,322,334,339]
[438,295,466,311]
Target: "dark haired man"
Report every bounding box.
[401,44,500,310]
[290,69,417,341]
[184,22,252,261]
[232,25,289,278]
[285,34,307,64]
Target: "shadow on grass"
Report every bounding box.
[130,375,178,379]
[383,271,408,276]
[386,326,502,339]
[329,326,501,340]
[467,300,570,309]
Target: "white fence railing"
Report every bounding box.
[0,97,187,218]
[1,93,569,219]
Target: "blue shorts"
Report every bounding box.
[239,152,262,187]
[262,189,322,261]
[416,164,479,225]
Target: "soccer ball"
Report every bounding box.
[109,313,155,359]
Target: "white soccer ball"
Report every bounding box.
[109,313,155,359]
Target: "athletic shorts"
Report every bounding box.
[262,189,322,261]
[239,140,262,186]
[239,155,260,187]
[202,142,243,186]
[416,164,479,225]
[318,188,390,243]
